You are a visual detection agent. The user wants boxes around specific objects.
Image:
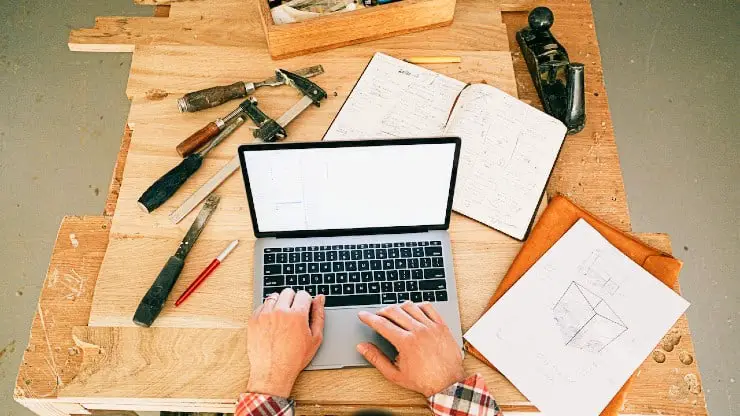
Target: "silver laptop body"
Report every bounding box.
[238,138,463,369]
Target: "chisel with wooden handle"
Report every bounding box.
[133,194,220,327]
[177,65,324,113]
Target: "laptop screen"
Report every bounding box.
[239,138,460,237]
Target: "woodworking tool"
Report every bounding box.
[177,65,324,113]
[169,70,327,224]
[138,116,246,213]
[133,194,220,327]
[517,6,585,134]
[175,240,239,307]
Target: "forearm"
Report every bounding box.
[235,393,294,416]
[428,374,502,416]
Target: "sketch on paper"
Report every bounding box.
[553,281,628,353]
[578,249,623,295]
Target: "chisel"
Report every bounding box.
[177,65,324,113]
[138,116,245,213]
[133,194,220,327]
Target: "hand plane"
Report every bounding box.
[517,7,585,134]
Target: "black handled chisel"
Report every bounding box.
[133,194,220,327]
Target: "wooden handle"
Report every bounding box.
[176,122,221,157]
[178,82,248,112]
[137,154,204,213]
[133,256,185,327]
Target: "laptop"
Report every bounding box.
[238,137,463,369]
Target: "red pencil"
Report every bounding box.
[175,240,239,307]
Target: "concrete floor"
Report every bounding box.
[0,0,737,415]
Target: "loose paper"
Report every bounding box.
[464,219,690,416]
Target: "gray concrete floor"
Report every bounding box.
[0,0,737,415]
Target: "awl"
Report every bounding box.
[133,194,220,327]
[177,65,324,113]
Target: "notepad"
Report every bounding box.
[323,52,567,240]
[464,219,690,416]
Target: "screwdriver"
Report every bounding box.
[137,116,245,213]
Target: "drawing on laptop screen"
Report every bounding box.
[242,143,457,233]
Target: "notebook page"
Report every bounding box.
[445,83,567,240]
[323,53,466,141]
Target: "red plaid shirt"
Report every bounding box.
[236,374,501,416]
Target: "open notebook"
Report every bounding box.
[323,53,567,240]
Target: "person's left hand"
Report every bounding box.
[247,289,325,397]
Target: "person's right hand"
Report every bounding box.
[357,301,465,397]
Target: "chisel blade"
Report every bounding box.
[259,65,324,86]
[174,194,220,259]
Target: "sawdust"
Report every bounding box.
[684,373,701,394]
[145,89,169,100]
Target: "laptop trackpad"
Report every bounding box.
[308,308,397,370]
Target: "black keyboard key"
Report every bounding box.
[264,253,276,264]
[393,281,405,292]
[361,271,373,282]
[349,272,361,283]
[346,261,358,271]
[398,292,410,302]
[432,257,444,267]
[305,285,317,296]
[424,268,445,279]
[318,285,330,295]
[435,291,448,301]
[308,263,320,273]
[420,279,446,291]
[371,243,380,248]
[401,248,412,258]
[358,260,370,271]
[264,264,282,275]
[332,245,342,250]
[382,243,392,248]
[296,263,307,273]
[369,283,381,293]
[314,252,326,262]
[264,286,286,296]
[347,244,356,249]
[359,244,368,249]
[320,262,331,273]
[394,242,404,247]
[332,262,345,272]
[395,259,407,269]
[363,249,375,259]
[311,274,322,284]
[324,273,336,284]
[425,246,443,257]
[408,258,419,268]
[264,276,284,287]
[301,252,313,262]
[411,291,423,302]
[325,294,381,308]
[376,249,388,259]
[298,274,310,285]
[337,272,348,283]
[282,264,294,274]
[357,283,368,293]
[321,245,331,250]
[283,247,294,252]
[419,241,429,246]
[412,247,424,257]
[264,248,280,253]
[423,291,435,302]
[381,282,393,292]
[343,284,355,294]
[406,280,419,291]
[330,284,342,295]
[389,248,400,258]
[399,270,411,280]
[351,250,362,260]
[370,260,382,270]
[296,247,305,252]
[407,242,418,247]
[339,251,351,261]
[383,259,394,270]
[289,253,300,263]
[286,275,297,285]
[327,251,338,261]
[420,258,432,268]
[374,271,386,281]
[387,270,399,281]
[293,285,305,292]
[277,253,288,263]
[431,241,441,245]
[412,269,423,279]
[309,246,319,251]
[382,293,397,304]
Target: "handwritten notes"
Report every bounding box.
[323,52,566,240]
[464,219,690,416]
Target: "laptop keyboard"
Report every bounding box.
[262,241,448,307]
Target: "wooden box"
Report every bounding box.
[257,0,457,59]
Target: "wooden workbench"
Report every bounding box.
[14,0,707,414]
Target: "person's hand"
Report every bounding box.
[247,289,325,397]
[357,301,465,397]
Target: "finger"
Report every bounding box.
[291,290,312,312]
[357,342,400,382]
[310,295,326,339]
[260,293,279,314]
[358,311,407,344]
[401,301,434,326]
[275,288,296,310]
[377,305,419,331]
[419,302,445,325]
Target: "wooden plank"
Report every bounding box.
[104,125,132,217]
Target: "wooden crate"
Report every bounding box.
[257,0,457,59]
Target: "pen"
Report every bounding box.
[175,240,239,307]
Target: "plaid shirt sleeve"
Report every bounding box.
[235,393,294,416]
[428,373,503,416]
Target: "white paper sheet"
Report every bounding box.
[464,219,689,416]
